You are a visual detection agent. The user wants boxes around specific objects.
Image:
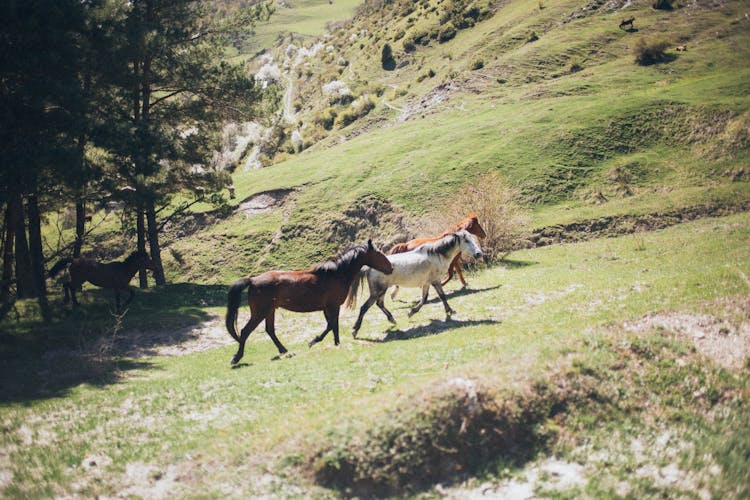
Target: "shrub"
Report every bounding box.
[414,172,529,262]
[439,22,457,43]
[652,0,674,10]
[335,109,358,128]
[314,107,337,130]
[470,58,484,70]
[633,38,671,65]
[381,43,396,70]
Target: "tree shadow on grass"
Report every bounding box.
[0,282,227,404]
[359,318,501,343]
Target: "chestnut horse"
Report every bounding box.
[225,239,393,365]
[388,214,486,297]
[48,250,153,312]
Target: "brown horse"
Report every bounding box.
[225,239,393,365]
[389,214,486,293]
[49,250,153,312]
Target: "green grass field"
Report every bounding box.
[2,0,750,497]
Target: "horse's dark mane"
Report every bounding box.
[422,233,460,256]
[312,243,369,275]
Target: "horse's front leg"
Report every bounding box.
[124,286,135,307]
[232,313,264,365]
[441,255,466,287]
[265,309,288,355]
[432,282,455,319]
[375,294,397,325]
[68,283,79,306]
[407,285,430,317]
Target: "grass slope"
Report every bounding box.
[2,0,750,497]
[2,213,749,497]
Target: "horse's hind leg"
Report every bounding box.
[232,313,264,365]
[309,306,340,347]
[264,309,288,355]
[407,285,430,317]
[432,282,455,318]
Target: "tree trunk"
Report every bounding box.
[27,195,51,321]
[1,203,14,303]
[74,199,85,258]
[11,194,34,299]
[145,201,166,285]
[137,204,148,289]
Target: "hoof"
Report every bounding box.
[231,355,242,365]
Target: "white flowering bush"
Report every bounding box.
[322,80,351,104]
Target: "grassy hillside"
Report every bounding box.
[156,0,750,282]
[2,0,750,497]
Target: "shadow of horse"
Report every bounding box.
[358,317,501,343]
[400,284,503,306]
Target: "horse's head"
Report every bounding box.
[364,239,393,275]
[457,230,483,260]
[130,250,154,271]
[460,213,487,239]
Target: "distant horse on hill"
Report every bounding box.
[346,230,483,336]
[619,17,635,30]
[225,240,393,365]
[49,250,153,312]
[388,213,486,298]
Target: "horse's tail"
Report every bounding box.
[48,258,72,278]
[226,277,252,343]
[388,242,409,255]
[345,268,366,310]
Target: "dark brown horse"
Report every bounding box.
[49,250,153,312]
[225,239,393,365]
[388,214,486,295]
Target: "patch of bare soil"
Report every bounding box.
[102,316,228,358]
[326,194,407,247]
[529,201,750,247]
[440,457,586,499]
[398,83,453,122]
[236,188,294,218]
[623,294,750,369]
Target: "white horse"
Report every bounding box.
[346,230,483,336]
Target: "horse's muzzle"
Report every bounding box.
[474,252,483,260]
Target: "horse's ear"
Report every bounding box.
[367,238,374,249]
